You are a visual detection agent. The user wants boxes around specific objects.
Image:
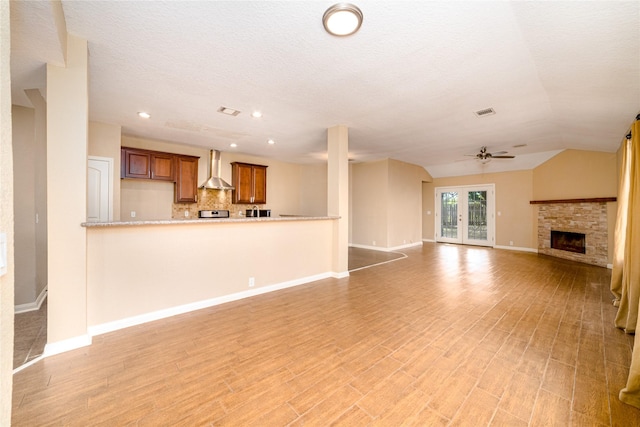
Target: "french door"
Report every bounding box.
[435,185,495,247]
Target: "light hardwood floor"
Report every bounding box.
[11,243,640,426]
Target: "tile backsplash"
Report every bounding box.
[171,189,266,219]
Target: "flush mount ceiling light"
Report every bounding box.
[137,111,150,119]
[323,3,363,36]
[267,139,275,145]
[251,111,262,118]
[230,143,238,148]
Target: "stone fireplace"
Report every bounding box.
[534,199,612,267]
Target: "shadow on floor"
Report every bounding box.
[13,298,47,369]
[348,246,407,271]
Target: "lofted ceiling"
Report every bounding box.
[10,1,640,177]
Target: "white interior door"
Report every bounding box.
[435,185,494,247]
[87,156,113,223]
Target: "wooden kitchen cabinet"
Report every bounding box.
[231,162,267,204]
[151,152,175,181]
[121,148,151,179]
[121,147,199,204]
[175,155,199,203]
[121,147,174,181]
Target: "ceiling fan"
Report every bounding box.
[465,146,515,163]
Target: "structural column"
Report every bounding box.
[46,34,90,351]
[327,125,349,277]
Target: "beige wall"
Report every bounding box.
[1,0,15,422]
[27,91,48,307]
[88,121,121,221]
[532,149,617,200]
[299,163,328,216]
[86,219,335,328]
[352,158,431,249]
[352,160,389,247]
[388,159,431,247]
[12,106,37,305]
[12,101,48,308]
[427,170,535,248]
[46,34,89,345]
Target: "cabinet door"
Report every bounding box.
[151,153,175,181]
[252,165,267,204]
[175,156,198,203]
[232,163,254,204]
[122,149,151,179]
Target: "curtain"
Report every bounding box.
[611,118,640,408]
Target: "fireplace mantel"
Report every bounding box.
[530,197,616,205]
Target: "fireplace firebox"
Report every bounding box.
[551,230,586,254]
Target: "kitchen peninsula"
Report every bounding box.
[83,215,339,336]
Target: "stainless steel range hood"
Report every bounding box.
[200,150,234,190]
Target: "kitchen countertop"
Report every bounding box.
[82,215,339,228]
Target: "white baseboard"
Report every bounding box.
[350,241,422,252]
[494,245,538,253]
[332,271,350,279]
[15,286,48,314]
[44,334,92,357]
[88,271,336,337]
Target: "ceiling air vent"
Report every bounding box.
[474,107,496,117]
[217,106,241,116]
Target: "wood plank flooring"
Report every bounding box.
[12,243,640,426]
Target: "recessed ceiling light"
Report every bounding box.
[252,111,263,118]
[230,143,237,148]
[137,111,151,119]
[323,3,363,37]
[267,139,275,145]
[217,106,241,116]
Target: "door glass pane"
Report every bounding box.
[467,191,487,240]
[440,192,458,238]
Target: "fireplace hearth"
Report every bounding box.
[551,230,586,254]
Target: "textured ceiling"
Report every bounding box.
[10,1,640,177]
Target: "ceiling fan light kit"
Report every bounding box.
[466,146,516,163]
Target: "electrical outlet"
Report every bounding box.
[373,240,376,246]
[248,277,255,287]
[184,210,189,217]
[509,240,514,246]
[130,211,136,218]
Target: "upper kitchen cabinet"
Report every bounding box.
[231,162,267,204]
[121,147,174,181]
[175,155,199,203]
[121,147,199,204]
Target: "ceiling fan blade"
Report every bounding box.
[489,151,508,156]
[491,155,515,159]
